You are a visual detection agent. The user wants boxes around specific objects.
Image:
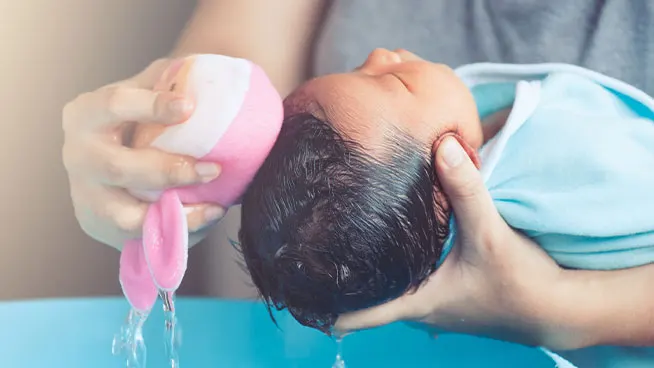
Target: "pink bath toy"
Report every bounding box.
[118,54,284,312]
[119,239,159,313]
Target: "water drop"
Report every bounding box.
[112,308,149,367]
[331,330,350,368]
[161,291,182,368]
[332,336,346,368]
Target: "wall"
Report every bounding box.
[0,0,255,300]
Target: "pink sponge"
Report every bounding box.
[118,54,284,312]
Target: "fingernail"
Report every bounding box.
[440,137,465,168]
[169,98,192,115]
[204,206,225,222]
[195,162,221,182]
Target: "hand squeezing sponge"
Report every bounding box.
[118,54,284,312]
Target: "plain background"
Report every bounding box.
[0,0,256,300]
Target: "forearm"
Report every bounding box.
[538,264,654,350]
[170,0,329,96]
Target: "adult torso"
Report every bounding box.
[313,0,654,96]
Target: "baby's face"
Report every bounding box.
[285,49,483,153]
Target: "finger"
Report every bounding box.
[405,321,443,339]
[185,204,226,232]
[108,59,171,89]
[70,183,128,250]
[434,136,500,231]
[75,143,220,190]
[82,185,224,246]
[97,86,194,129]
[64,86,193,133]
[333,296,414,333]
[80,184,150,242]
[132,59,173,88]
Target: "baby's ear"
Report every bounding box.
[432,132,481,170]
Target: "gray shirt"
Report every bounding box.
[314,0,654,96]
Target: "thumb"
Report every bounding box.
[434,136,498,231]
[106,59,171,90]
[132,59,173,88]
[333,295,417,333]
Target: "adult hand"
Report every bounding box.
[335,136,566,346]
[62,59,225,250]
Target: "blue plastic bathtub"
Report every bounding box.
[0,297,557,367]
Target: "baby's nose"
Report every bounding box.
[368,48,402,64]
[358,48,402,72]
[392,48,424,62]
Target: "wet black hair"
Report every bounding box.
[238,113,450,334]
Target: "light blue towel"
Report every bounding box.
[440,64,654,271]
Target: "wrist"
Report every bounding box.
[520,267,654,350]
[511,269,600,350]
[553,265,654,348]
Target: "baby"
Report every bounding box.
[238,49,654,333]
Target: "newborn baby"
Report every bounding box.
[238,49,654,333]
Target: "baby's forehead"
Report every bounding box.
[283,88,325,118]
[284,74,371,121]
[282,76,400,150]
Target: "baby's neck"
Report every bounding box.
[481,106,512,144]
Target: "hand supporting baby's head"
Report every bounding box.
[239,49,483,333]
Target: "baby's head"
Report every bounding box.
[239,49,482,333]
